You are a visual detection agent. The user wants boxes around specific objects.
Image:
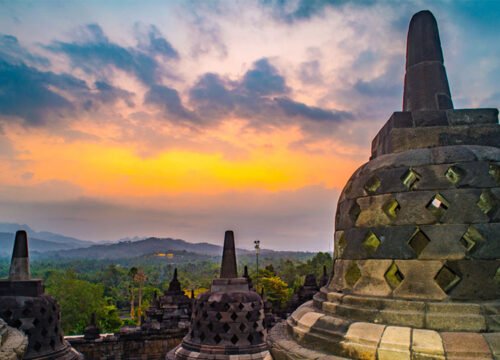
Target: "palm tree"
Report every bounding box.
[128,267,138,320]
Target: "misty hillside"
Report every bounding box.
[0,232,76,255]
[40,236,313,261]
[0,223,93,248]
[42,237,237,260]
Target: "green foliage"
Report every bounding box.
[259,276,290,308]
[45,270,122,335]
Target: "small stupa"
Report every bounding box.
[268,10,500,359]
[167,230,270,359]
[142,268,192,332]
[0,231,83,359]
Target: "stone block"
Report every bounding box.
[411,329,444,359]
[418,224,468,260]
[445,260,500,300]
[446,108,499,126]
[473,223,500,259]
[425,313,486,332]
[412,110,448,127]
[393,260,446,300]
[441,332,492,359]
[377,326,411,360]
[483,333,500,359]
[353,260,393,296]
[341,322,385,360]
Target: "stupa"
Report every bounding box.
[268,10,499,359]
[0,231,83,359]
[167,230,270,359]
[142,268,192,332]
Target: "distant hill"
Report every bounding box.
[42,237,244,260]
[0,232,76,256]
[0,223,93,249]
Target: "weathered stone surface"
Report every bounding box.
[411,329,445,359]
[0,318,28,360]
[377,326,411,360]
[352,260,392,296]
[483,333,500,359]
[341,322,385,360]
[441,332,492,359]
[393,260,446,300]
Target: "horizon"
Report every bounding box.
[0,1,499,252]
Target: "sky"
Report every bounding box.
[0,0,498,251]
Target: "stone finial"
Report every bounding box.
[403,10,453,111]
[220,230,238,279]
[168,268,181,292]
[9,231,30,281]
[83,313,100,341]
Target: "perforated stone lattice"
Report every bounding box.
[408,228,431,257]
[188,294,266,347]
[384,262,404,290]
[401,168,421,190]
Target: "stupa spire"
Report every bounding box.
[403,10,453,111]
[9,230,30,281]
[220,230,238,278]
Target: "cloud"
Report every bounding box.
[136,24,179,59]
[0,37,135,125]
[261,0,375,23]
[144,84,196,122]
[48,23,178,86]
[298,60,322,84]
[189,57,354,133]
[0,34,50,67]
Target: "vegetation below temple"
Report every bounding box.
[0,234,332,336]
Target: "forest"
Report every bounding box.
[0,251,332,335]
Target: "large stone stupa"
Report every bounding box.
[0,231,83,360]
[268,10,499,360]
[167,231,270,360]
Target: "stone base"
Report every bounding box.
[167,344,271,360]
[0,319,28,360]
[267,290,500,359]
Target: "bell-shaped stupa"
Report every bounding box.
[268,10,499,359]
[167,231,270,360]
[0,231,83,360]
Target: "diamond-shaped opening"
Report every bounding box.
[202,311,209,319]
[214,312,221,320]
[245,312,252,320]
[336,231,347,258]
[349,201,361,223]
[383,198,401,220]
[238,303,245,310]
[426,193,449,219]
[477,190,498,216]
[47,315,53,324]
[460,226,484,252]
[223,323,230,333]
[253,322,259,329]
[435,265,461,293]
[401,168,421,190]
[54,326,58,333]
[231,312,238,321]
[385,262,404,290]
[33,318,40,326]
[344,261,362,287]
[22,308,31,316]
[408,228,431,257]
[199,332,206,341]
[247,333,255,344]
[214,334,222,344]
[364,175,381,194]
[489,163,500,184]
[12,319,22,328]
[207,322,214,331]
[40,307,46,314]
[3,309,13,319]
[34,341,42,352]
[231,334,239,344]
[362,231,381,253]
[50,339,56,350]
[445,165,466,185]
[41,328,48,336]
[222,302,230,311]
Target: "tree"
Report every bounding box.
[45,270,122,335]
[128,267,138,320]
[259,276,290,309]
